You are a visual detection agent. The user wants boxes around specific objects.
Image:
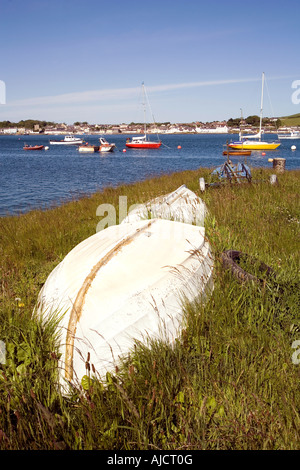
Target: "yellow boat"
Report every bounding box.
[229,73,281,151]
[229,140,280,150]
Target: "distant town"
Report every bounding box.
[0,116,298,136]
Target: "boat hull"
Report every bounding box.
[50,141,83,145]
[78,145,99,153]
[99,145,115,152]
[278,134,300,140]
[23,145,44,150]
[228,141,280,150]
[223,150,251,156]
[36,218,213,388]
[126,141,162,149]
[99,138,115,152]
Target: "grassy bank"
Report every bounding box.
[0,167,299,450]
[280,113,300,127]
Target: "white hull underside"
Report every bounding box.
[50,141,83,145]
[37,218,213,388]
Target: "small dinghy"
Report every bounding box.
[222,150,251,156]
[121,185,207,227]
[36,218,213,389]
[49,135,84,145]
[99,137,116,152]
[78,144,99,153]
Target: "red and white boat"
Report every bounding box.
[126,135,161,149]
[23,144,44,150]
[99,137,116,152]
[125,82,162,150]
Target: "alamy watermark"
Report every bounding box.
[96,196,141,233]
[0,80,6,104]
[95,195,205,241]
[291,80,300,105]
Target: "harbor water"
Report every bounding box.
[0,133,299,217]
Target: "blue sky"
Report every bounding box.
[1,0,300,124]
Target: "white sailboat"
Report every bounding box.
[49,135,84,145]
[126,82,162,149]
[229,73,281,151]
[277,130,300,140]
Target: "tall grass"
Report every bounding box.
[0,167,299,449]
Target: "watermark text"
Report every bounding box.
[291,80,300,105]
[0,80,6,104]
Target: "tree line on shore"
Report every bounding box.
[227,115,282,128]
[0,119,57,130]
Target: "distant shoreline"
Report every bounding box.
[0,130,285,136]
[2,113,300,136]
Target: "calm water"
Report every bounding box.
[0,133,299,217]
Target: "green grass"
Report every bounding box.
[279,113,300,127]
[0,167,299,450]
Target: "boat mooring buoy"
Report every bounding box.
[262,152,266,156]
[123,149,126,153]
[177,145,181,149]
[44,146,49,150]
[291,145,296,151]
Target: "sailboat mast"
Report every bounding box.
[259,72,265,141]
[240,108,244,149]
[142,82,147,137]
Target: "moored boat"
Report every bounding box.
[126,135,162,149]
[228,139,280,151]
[277,130,300,140]
[99,137,116,152]
[49,135,84,145]
[223,149,251,156]
[23,144,44,150]
[125,82,162,149]
[228,73,281,151]
[78,144,99,153]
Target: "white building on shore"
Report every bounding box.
[195,124,228,134]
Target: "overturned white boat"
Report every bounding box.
[36,218,213,389]
[122,184,207,227]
